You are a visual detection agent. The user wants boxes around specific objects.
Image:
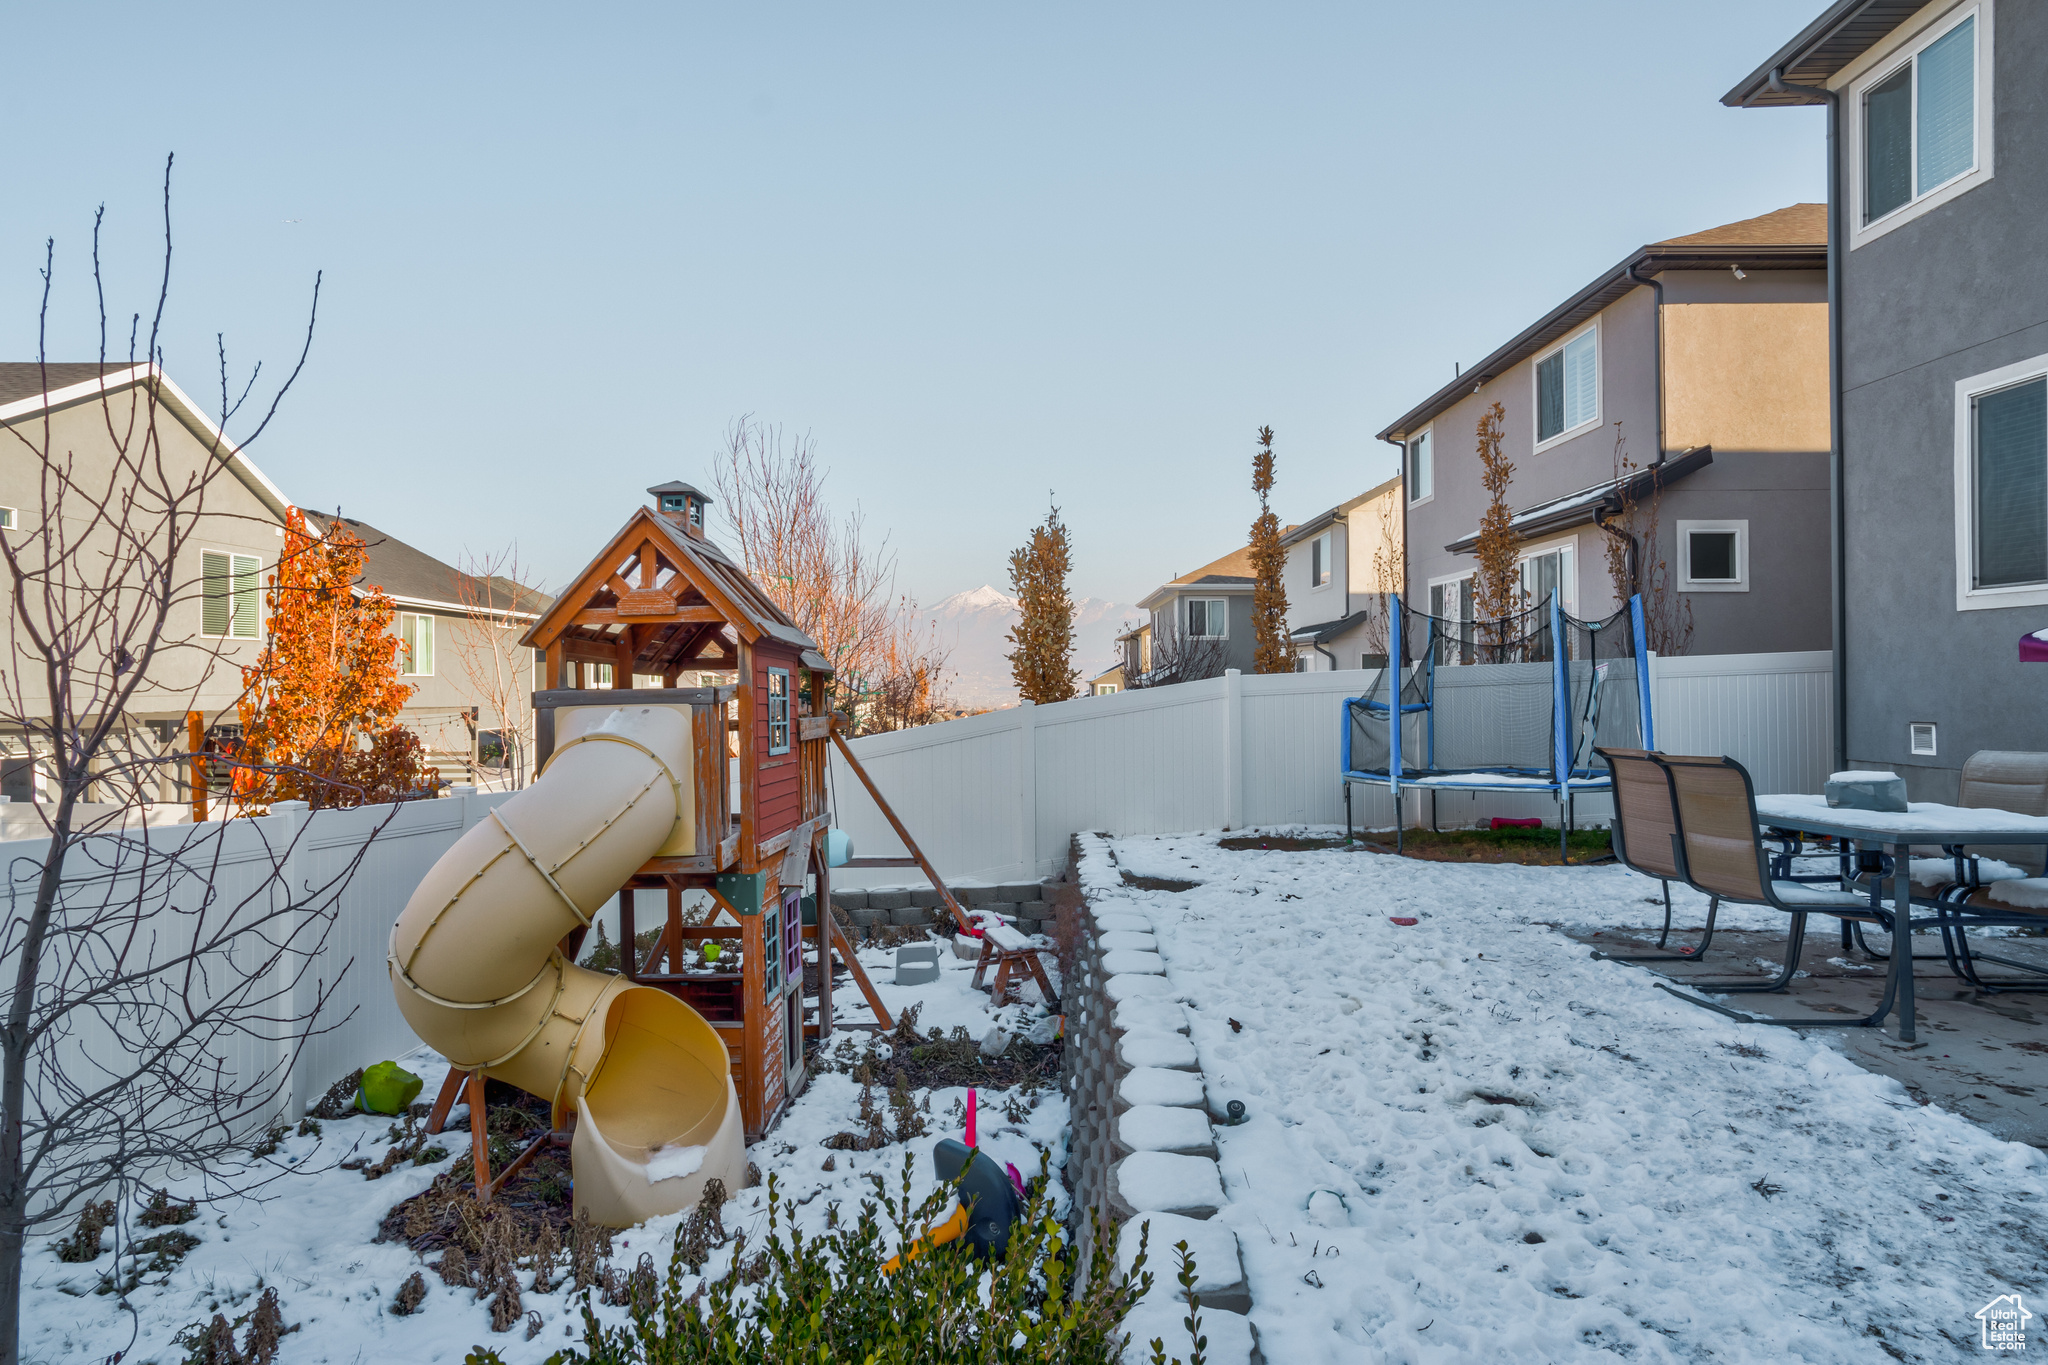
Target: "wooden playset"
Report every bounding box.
[391,481,1045,1222]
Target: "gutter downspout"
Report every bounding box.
[1762,65,1846,771]
[1624,260,1666,460]
[1620,259,1665,623]
[1315,640,1339,671]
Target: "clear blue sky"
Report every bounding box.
[2,2,1821,610]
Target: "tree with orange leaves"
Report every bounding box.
[234,510,440,810]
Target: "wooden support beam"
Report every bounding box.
[828,915,892,1030]
[425,1067,466,1135]
[468,1070,491,1202]
[487,1132,554,1200]
[573,605,722,628]
[532,687,726,709]
[738,639,757,872]
[842,856,919,868]
[829,718,970,932]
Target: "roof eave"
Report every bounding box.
[1722,0,1924,107]
[1442,447,1715,554]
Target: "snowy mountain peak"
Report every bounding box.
[939,584,1018,613]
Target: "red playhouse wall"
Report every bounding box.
[753,641,804,840]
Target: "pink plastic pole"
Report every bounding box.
[966,1087,977,1148]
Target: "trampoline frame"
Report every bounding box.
[1340,593,1655,861]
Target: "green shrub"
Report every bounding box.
[539,1155,1191,1365]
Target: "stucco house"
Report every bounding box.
[307,515,550,786]
[1130,542,1271,682]
[1282,475,1403,671]
[0,362,546,804]
[1728,0,2042,796]
[1376,206,1832,658]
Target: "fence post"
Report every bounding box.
[1223,670,1243,831]
[268,799,310,1117]
[1016,702,1037,879]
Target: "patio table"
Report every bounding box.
[1752,794,2048,1043]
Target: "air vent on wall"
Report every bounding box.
[1909,722,1937,757]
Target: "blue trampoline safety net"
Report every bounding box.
[1342,593,1652,795]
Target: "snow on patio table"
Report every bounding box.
[1099,830,2048,1364]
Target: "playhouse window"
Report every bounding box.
[782,890,802,986]
[767,668,791,754]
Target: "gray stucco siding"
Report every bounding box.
[1835,2,2048,798]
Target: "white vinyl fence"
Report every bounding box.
[0,787,515,1136]
[829,650,1835,885]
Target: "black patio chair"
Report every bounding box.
[1591,747,1717,962]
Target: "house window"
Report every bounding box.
[0,508,15,530]
[1852,6,1990,245]
[1955,353,2048,610]
[1517,540,1578,616]
[1360,652,1388,670]
[201,551,262,639]
[1185,598,1228,639]
[1678,521,1749,592]
[1535,325,1598,447]
[1428,574,1475,666]
[1864,10,1977,225]
[1310,532,1333,588]
[1406,430,1433,504]
[397,612,436,675]
[767,667,791,754]
[1293,655,1310,673]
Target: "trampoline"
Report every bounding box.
[1341,593,1655,860]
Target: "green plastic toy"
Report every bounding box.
[357,1061,424,1115]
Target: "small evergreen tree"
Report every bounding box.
[1471,401,1521,651]
[1249,426,1291,674]
[1006,501,1078,704]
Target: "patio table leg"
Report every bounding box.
[1890,839,1916,1043]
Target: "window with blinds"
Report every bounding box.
[1185,598,1228,639]
[201,551,262,639]
[1536,326,1598,445]
[397,612,436,676]
[1974,378,2048,590]
[1862,11,1978,227]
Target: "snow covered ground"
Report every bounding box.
[1092,830,2048,1364]
[20,936,1065,1365]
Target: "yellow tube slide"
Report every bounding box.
[388,704,746,1227]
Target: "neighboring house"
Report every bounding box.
[0,362,550,805]
[1088,664,1124,695]
[1115,621,1151,681]
[306,515,551,786]
[1132,542,1274,682]
[1728,0,2045,797]
[0,363,293,803]
[1376,206,1832,657]
[1282,476,1403,671]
